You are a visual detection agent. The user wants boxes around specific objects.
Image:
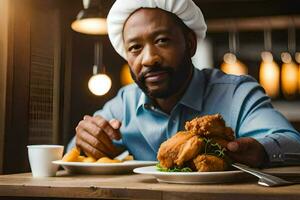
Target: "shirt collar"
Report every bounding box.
[136,68,205,113]
[136,90,150,113]
[179,68,205,112]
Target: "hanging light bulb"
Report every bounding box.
[260,52,280,98]
[259,29,280,98]
[220,53,247,75]
[281,25,298,99]
[71,0,107,35]
[88,40,111,96]
[220,31,247,75]
[88,70,112,96]
[281,52,298,99]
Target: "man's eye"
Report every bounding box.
[156,38,170,45]
[128,44,142,52]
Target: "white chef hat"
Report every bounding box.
[107,0,207,61]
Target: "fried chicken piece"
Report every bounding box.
[185,114,234,141]
[175,137,204,166]
[157,131,204,168]
[193,154,227,172]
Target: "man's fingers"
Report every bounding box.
[226,137,268,167]
[227,138,254,152]
[109,119,121,129]
[76,137,106,159]
[75,115,122,158]
[77,120,121,157]
[227,141,239,152]
[77,129,115,158]
[78,118,102,138]
[93,116,121,140]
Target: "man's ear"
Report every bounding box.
[186,31,197,57]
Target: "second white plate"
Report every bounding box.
[53,160,157,175]
[133,166,250,184]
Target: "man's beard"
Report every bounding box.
[130,53,193,99]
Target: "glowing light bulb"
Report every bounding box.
[281,52,298,99]
[220,53,248,75]
[88,74,111,96]
[259,52,280,98]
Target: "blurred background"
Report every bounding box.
[0,0,299,174]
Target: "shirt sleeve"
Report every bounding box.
[66,88,126,152]
[231,77,300,166]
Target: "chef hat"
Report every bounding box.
[107,0,207,60]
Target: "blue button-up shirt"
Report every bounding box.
[69,68,300,166]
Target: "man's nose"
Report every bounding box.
[141,45,162,67]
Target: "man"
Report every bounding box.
[71,0,300,167]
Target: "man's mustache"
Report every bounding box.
[139,66,172,81]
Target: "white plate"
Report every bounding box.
[133,166,250,184]
[53,160,157,175]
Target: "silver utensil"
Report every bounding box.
[114,150,129,161]
[232,163,299,187]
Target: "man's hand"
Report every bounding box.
[75,115,122,159]
[226,137,268,168]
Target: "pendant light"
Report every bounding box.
[71,0,107,35]
[259,29,280,98]
[220,31,248,75]
[71,0,112,96]
[88,40,111,96]
[281,25,298,99]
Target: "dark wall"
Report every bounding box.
[4,0,64,173]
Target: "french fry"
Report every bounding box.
[62,147,134,163]
[77,155,85,162]
[62,147,80,162]
[123,155,134,161]
[96,157,121,163]
[82,156,97,163]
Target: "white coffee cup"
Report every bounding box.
[27,145,64,177]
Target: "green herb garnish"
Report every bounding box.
[203,137,226,158]
[156,163,192,172]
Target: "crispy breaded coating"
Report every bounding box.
[157,114,235,172]
[185,114,234,141]
[175,137,204,166]
[157,131,204,168]
[193,154,227,172]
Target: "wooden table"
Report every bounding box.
[0,168,300,200]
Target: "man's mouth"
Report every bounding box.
[144,71,169,83]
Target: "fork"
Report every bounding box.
[232,163,300,187]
